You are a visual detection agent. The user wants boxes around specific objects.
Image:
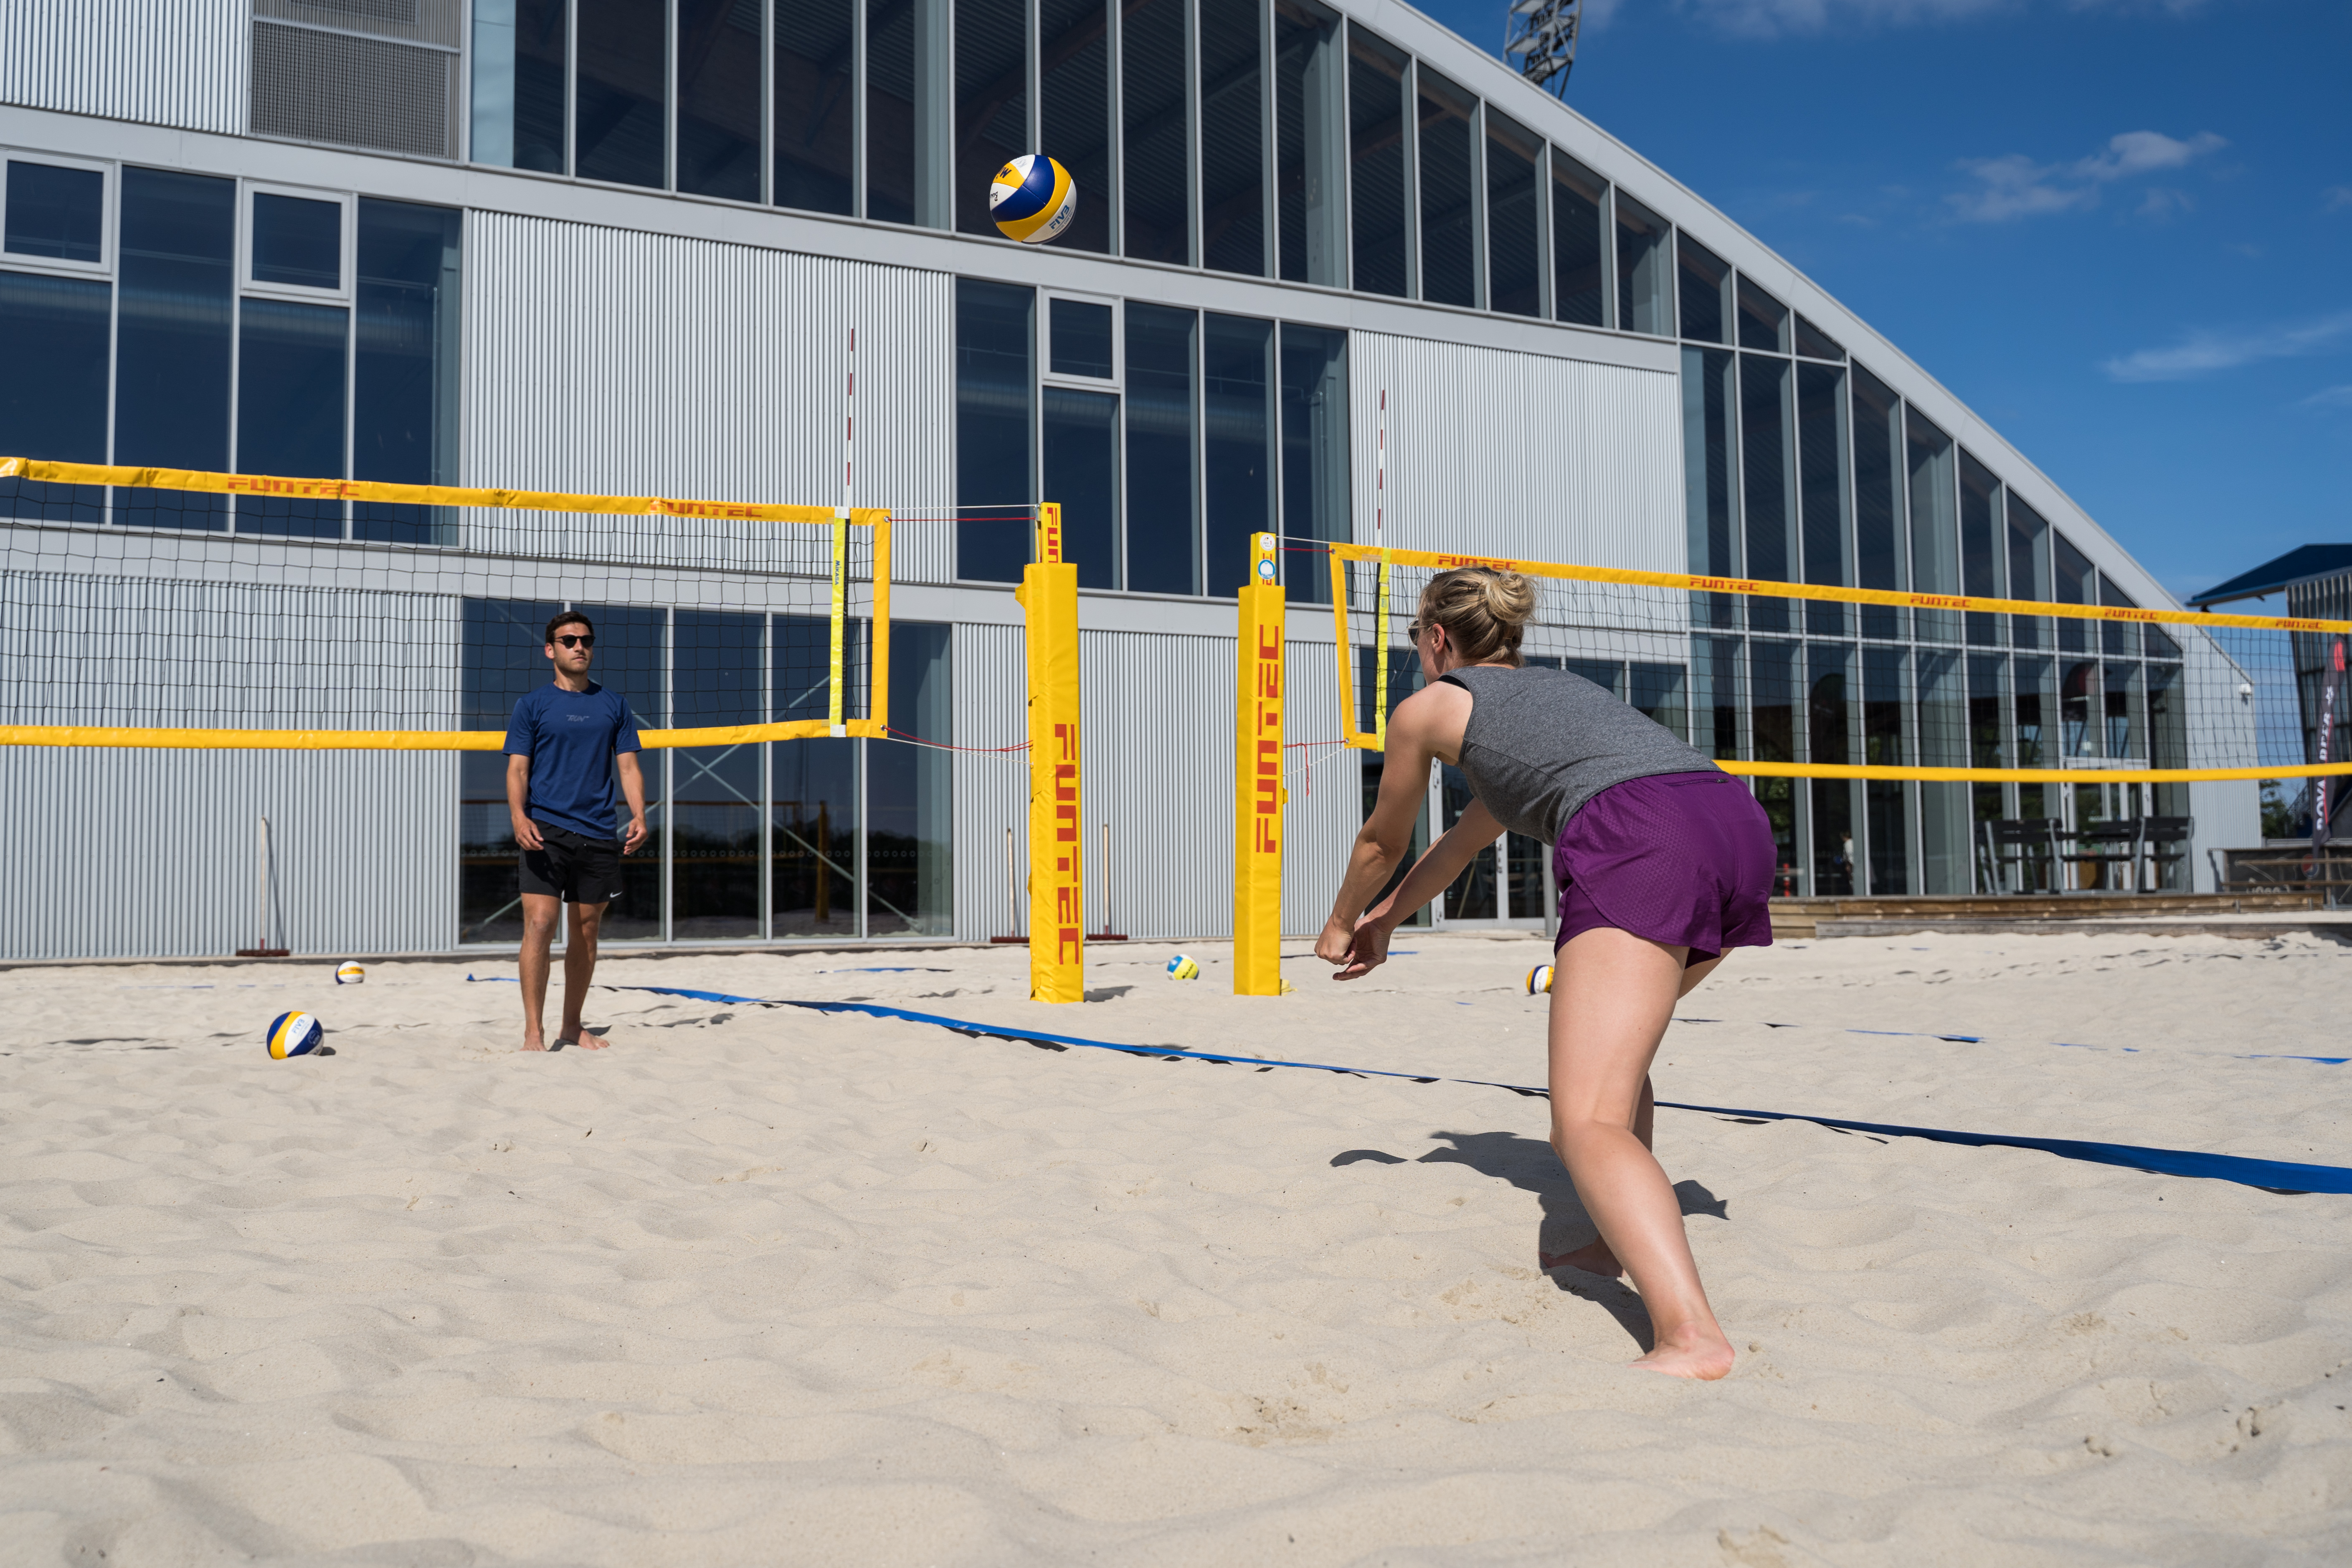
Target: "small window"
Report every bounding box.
[1614,192,1672,336]
[1736,276,1788,353]
[1676,234,1729,345]
[251,192,342,290]
[1794,313,1844,361]
[1049,298,1115,380]
[4,160,104,264]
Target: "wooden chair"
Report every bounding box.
[2137,815,2194,893]
[1978,818,2059,894]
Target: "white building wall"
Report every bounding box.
[0,0,249,134]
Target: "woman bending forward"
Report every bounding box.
[1315,567,1776,1380]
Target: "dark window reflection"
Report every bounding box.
[1039,0,1112,253]
[1123,0,1189,261]
[1862,645,1908,893]
[354,198,461,545]
[1279,322,1348,603]
[0,270,110,522]
[1440,762,1498,918]
[1681,347,1737,628]
[1204,313,1274,596]
[1050,297,1113,377]
[1487,113,1541,317]
[1199,0,1265,276]
[775,614,859,937]
[674,609,763,941]
[1347,27,1407,297]
[1736,276,1787,352]
[1959,449,2001,646]
[577,0,667,189]
[1797,360,1848,636]
[1749,640,1800,893]
[1741,354,1792,634]
[1043,385,1118,590]
[864,0,916,222]
[1416,67,1476,307]
[956,0,1026,237]
[1809,642,1854,894]
[1551,154,1607,327]
[956,278,1034,582]
[459,598,568,944]
[2053,529,2093,655]
[116,167,234,530]
[1793,313,1843,361]
[236,298,347,538]
[1274,0,1342,286]
[1125,303,1197,595]
[471,0,568,172]
[1677,234,1728,345]
[251,193,340,289]
[576,603,669,938]
[869,620,954,935]
[2006,492,2050,650]
[5,161,103,262]
[677,0,763,202]
[1614,193,1672,336]
[1850,363,1904,639]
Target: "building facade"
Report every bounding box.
[0,0,2259,960]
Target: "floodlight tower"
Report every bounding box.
[1504,0,1581,99]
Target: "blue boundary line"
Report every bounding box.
[530,979,2352,1197]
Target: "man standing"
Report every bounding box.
[505,610,649,1051]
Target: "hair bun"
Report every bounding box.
[1415,566,1537,666]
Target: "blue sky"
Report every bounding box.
[1413,0,2352,608]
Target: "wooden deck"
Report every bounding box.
[1769,892,2334,942]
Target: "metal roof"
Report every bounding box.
[2186,545,2352,608]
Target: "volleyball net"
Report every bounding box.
[1329,542,2334,788]
[0,458,891,749]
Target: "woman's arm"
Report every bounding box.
[1320,797,1505,980]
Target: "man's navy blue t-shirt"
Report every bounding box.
[504,683,643,840]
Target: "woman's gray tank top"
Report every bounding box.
[1437,664,1716,843]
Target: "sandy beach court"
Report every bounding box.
[3,929,2347,1564]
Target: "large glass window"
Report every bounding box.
[674,610,765,941]
[773,0,858,215]
[1681,347,1738,627]
[1905,407,1958,644]
[1199,0,1265,276]
[1850,364,1905,640]
[1676,234,1729,345]
[1040,0,1113,253]
[1486,111,1540,317]
[1750,641,1801,891]
[2052,529,2094,655]
[1736,276,1788,353]
[1044,385,1119,590]
[956,0,1027,237]
[1414,67,1477,307]
[1958,450,2002,647]
[2147,663,2188,830]
[353,198,461,545]
[1967,651,2009,873]
[250,193,340,290]
[576,604,669,938]
[773,615,859,937]
[1614,192,1671,336]
[1123,0,1190,262]
[2014,654,2054,828]
[2099,575,2141,659]
[869,621,955,933]
[677,0,762,201]
[1797,360,1850,637]
[1794,314,1843,361]
[1347,25,1409,299]
[1741,354,1794,633]
[459,600,568,944]
[1278,322,1348,600]
[116,168,233,531]
[1049,296,1114,377]
[6,160,104,263]
[471,0,569,173]
[1551,152,1607,328]
[956,278,1035,583]
[229,307,341,549]
[1693,636,1743,760]
[1204,313,1275,595]
[0,269,110,524]
[1862,644,1910,893]
[1631,663,1688,740]
[865,0,918,222]
[576,0,668,189]
[1809,643,1857,894]
[2006,493,2051,651]
[1125,303,1198,596]
[1274,0,1344,287]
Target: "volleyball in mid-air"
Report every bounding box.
[989,155,1077,244]
[335,962,365,985]
[1526,964,1554,996]
[1166,954,1200,981]
[266,1011,323,1059]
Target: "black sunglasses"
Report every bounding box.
[554,633,595,649]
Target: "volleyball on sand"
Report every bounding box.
[1166,955,1200,980]
[336,962,365,985]
[266,1011,323,1059]
[989,155,1077,244]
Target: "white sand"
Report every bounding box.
[3,929,2348,1564]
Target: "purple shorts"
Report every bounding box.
[1553,770,1777,963]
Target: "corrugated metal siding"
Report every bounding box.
[950,622,1029,940]
[464,214,957,586]
[0,747,455,960]
[1,0,248,134]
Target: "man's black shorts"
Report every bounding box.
[518,823,624,905]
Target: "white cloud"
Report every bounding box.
[2137,186,2192,218]
[2102,312,2352,383]
[2325,186,2352,212]
[1947,130,2225,223]
[2305,385,2352,408]
[1648,0,2208,39]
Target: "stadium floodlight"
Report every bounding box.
[1504,0,1581,99]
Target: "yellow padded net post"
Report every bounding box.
[1016,503,1084,1003]
[1234,531,1285,997]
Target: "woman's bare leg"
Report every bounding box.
[1545,927,1734,1380]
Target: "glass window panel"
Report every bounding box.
[1204,312,1274,595]
[676,0,762,201]
[1693,634,1743,760]
[251,193,340,289]
[577,0,668,189]
[673,610,764,940]
[770,0,856,214]
[1125,303,1198,596]
[1278,321,1348,602]
[1199,0,1265,276]
[1274,0,1343,287]
[1550,152,1607,328]
[2061,656,2098,757]
[1676,233,1728,345]
[1793,312,1843,361]
[869,620,955,934]
[864,0,917,222]
[2104,661,2142,766]
[1797,360,1850,637]
[956,277,1034,583]
[1749,640,1801,892]
[1681,347,1738,630]
[236,298,348,538]
[459,598,569,943]
[1959,449,2002,647]
[1049,297,1113,377]
[1347,25,1408,298]
[1440,761,1498,919]
[352,198,461,545]
[1905,406,1958,644]
[1735,275,1787,352]
[2099,574,2142,659]
[1414,67,1476,307]
[0,270,110,524]
[956,0,1027,236]
[5,161,103,262]
[1968,651,2009,858]
[1862,644,1909,894]
[773,615,860,937]
[1485,111,1540,317]
[1613,192,1671,336]
[570,603,668,938]
[1630,662,1687,740]
[2147,663,2187,826]
[2006,491,2051,651]
[2052,529,2093,655]
[2014,654,2053,824]
[1123,0,1190,262]
[471,0,569,173]
[1044,385,1119,590]
[1849,363,1905,640]
[1808,642,1855,894]
[116,168,233,531]
[1565,659,1622,697]
[1039,0,1113,254]
[1741,355,1794,637]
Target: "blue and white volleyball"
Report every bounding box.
[335,962,365,985]
[1525,964,1554,996]
[989,155,1077,244]
[1166,954,1200,981]
[266,1011,324,1059]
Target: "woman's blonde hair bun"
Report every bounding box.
[1417,566,1538,666]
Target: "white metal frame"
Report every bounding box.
[0,146,115,279]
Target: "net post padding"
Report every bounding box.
[1234,532,1285,997]
[1019,503,1084,1004]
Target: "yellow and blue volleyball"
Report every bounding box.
[1166,954,1200,981]
[989,154,1077,244]
[335,961,365,985]
[1526,964,1554,996]
[266,1011,323,1059]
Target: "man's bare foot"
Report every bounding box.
[1631,1326,1735,1381]
[1541,1239,1625,1277]
[520,1036,549,1052]
[556,1027,610,1051]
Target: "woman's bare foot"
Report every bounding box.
[556,1028,610,1051]
[1545,1238,1625,1277]
[1631,1325,1735,1381]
